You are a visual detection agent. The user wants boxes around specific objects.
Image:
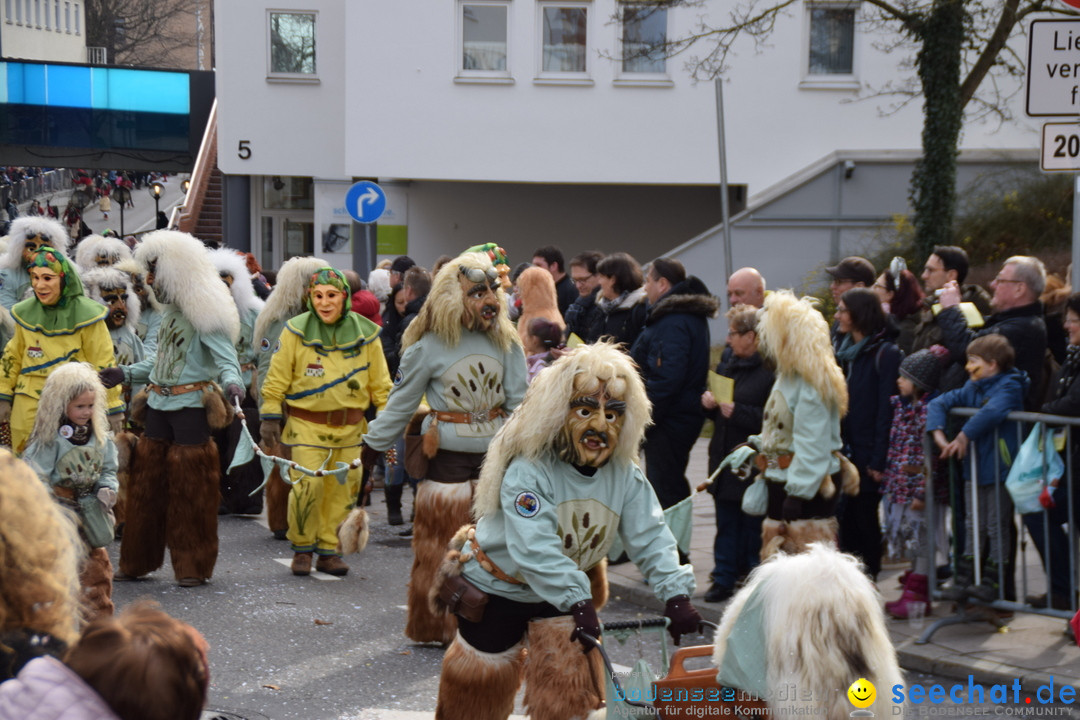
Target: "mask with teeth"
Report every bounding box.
[554,379,626,468]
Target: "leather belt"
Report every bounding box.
[433,407,505,425]
[755,452,793,471]
[51,486,89,501]
[468,527,522,585]
[148,381,212,397]
[288,406,365,427]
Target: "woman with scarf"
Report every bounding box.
[260,267,392,577]
[834,287,902,580]
[587,252,647,350]
[0,246,122,454]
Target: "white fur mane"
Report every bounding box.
[4,216,71,270]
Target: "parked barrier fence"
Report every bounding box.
[917,407,1079,644]
[1,169,74,208]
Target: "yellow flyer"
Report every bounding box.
[708,371,734,404]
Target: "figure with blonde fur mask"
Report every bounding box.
[432,343,699,720]
[23,363,119,621]
[362,252,528,644]
[716,291,856,558]
[0,215,72,311]
[260,267,391,577]
[74,234,132,273]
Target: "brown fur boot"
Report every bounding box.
[435,634,525,720]
[80,547,114,621]
[406,480,474,644]
[112,431,137,527]
[265,445,292,538]
[760,517,838,560]
[523,616,606,720]
[165,440,220,583]
[586,559,609,612]
[118,437,170,577]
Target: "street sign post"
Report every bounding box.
[1027,19,1080,117]
[345,181,387,224]
[1041,122,1080,172]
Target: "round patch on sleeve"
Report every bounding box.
[514,491,541,518]
[260,337,271,352]
[393,369,404,386]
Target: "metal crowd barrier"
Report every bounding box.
[916,407,1080,644]
[1,169,74,209]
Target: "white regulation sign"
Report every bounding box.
[1042,122,1080,172]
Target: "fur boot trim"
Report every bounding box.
[760,517,838,561]
[429,524,474,616]
[435,634,525,720]
[837,452,860,496]
[118,437,170,577]
[713,543,901,718]
[80,547,114,622]
[336,507,369,555]
[586,559,609,612]
[113,431,137,525]
[128,388,149,426]
[165,441,220,581]
[203,383,235,431]
[407,480,473,644]
[265,445,291,534]
[523,616,606,720]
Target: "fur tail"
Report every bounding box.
[337,507,369,555]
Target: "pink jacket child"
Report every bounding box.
[0,656,120,720]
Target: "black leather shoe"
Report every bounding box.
[705,584,734,603]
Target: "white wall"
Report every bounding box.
[2,0,86,63]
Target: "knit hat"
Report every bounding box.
[899,345,949,392]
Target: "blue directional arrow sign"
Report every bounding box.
[345,181,387,224]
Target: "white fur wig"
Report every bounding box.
[208,247,266,319]
[74,234,132,272]
[114,257,162,312]
[712,543,902,718]
[3,216,71,270]
[81,266,141,331]
[252,255,325,345]
[402,251,519,354]
[757,290,848,416]
[133,230,240,342]
[472,341,651,519]
[27,362,109,448]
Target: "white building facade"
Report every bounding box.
[214,2,1042,281]
[1,0,86,63]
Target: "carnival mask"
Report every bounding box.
[30,265,63,306]
[311,283,345,324]
[100,288,129,330]
[459,264,500,332]
[95,252,113,267]
[21,235,50,268]
[555,382,626,468]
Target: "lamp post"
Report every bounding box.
[111,186,131,237]
[149,181,165,230]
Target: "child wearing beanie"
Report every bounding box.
[882,345,948,619]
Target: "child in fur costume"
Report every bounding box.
[362,252,528,645]
[0,215,72,311]
[0,247,124,453]
[252,255,326,539]
[260,267,391,577]
[23,363,119,621]
[717,290,855,559]
[209,248,266,515]
[432,343,700,720]
[109,230,245,588]
[712,543,903,718]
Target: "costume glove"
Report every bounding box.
[225,384,245,409]
[1040,486,1056,510]
[781,496,804,522]
[0,400,11,424]
[260,420,282,451]
[97,487,118,525]
[569,599,601,654]
[108,413,125,435]
[664,595,703,646]
[360,443,383,470]
[718,444,756,479]
[99,367,125,389]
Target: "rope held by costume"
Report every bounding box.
[230,403,361,495]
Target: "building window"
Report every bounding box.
[808,4,854,75]
[620,4,666,74]
[54,0,58,29]
[14,0,20,23]
[460,2,509,73]
[73,0,78,33]
[540,3,588,74]
[64,1,69,32]
[268,11,317,79]
[33,0,39,26]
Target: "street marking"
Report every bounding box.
[272,558,344,581]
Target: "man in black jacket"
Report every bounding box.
[564,250,604,343]
[937,255,1047,410]
[532,245,578,318]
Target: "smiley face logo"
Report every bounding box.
[847,678,876,709]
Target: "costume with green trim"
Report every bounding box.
[260,304,392,556]
[0,249,121,453]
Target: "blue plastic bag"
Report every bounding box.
[1005,423,1063,515]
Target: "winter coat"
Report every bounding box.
[0,656,121,720]
[588,288,647,350]
[1042,345,1080,468]
[927,367,1028,486]
[384,294,426,375]
[630,278,719,433]
[882,393,934,505]
[564,289,602,344]
[837,330,902,482]
[554,275,577,318]
[706,349,774,503]
[937,301,1047,410]
[910,284,993,354]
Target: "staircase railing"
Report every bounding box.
[171,98,218,234]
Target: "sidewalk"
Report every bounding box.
[605,438,1080,695]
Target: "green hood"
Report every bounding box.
[12,248,106,335]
